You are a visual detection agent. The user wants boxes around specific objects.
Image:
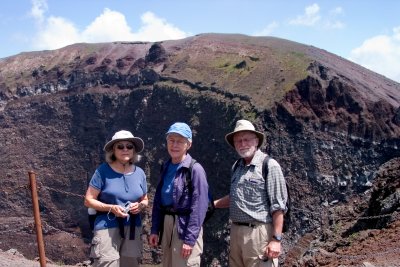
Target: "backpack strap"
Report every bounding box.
[184,159,197,193]
[232,158,243,174]
[262,156,270,180]
[233,157,268,177]
[262,156,271,205]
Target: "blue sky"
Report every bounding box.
[1,0,400,83]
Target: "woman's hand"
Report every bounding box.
[149,234,159,247]
[128,201,143,214]
[129,194,148,214]
[110,205,129,218]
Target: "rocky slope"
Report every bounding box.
[0,249,83,267]
[0,33,399,266]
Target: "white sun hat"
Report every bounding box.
[225,119,264,148]
[103,130,144,153]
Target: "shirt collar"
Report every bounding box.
[240,149,264,167]
[166,153,192,170]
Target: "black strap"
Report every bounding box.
[184,159,197,194]
[262,156,270,185]
[95,211,136,240]
[118,214,137,240]
[117,217,125,238]
[232,156,270,177]
[158,213,165,246]
[129,214,137,240]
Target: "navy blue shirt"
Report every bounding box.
[161,162,179,206]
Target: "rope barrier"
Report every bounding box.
[339,213,393,220]
[291,207,322,216]
[317,247,400,260]
[40,185,85,198]
[16,182,396,222]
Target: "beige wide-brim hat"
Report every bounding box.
[103,130,144,153]
[225,119,264,148]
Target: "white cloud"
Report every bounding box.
[33,16,80,50]
[30,0,190,51]
[330,7,343,16]
[81,8,135,42]
[131,11,189,41]
[324,20,345,29]
[289,4,345,29]
[289,3,321,26]
[325,6,345,29]
[30,0,48,23]
[393,26,400,41]
[252,21,279,36]
[349,27,400,82]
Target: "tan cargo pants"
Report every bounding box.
[161,214,203,267]
[229,222,279,267]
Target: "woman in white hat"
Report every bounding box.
[84,130,148,267]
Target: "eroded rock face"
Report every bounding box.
[0,34,399,266]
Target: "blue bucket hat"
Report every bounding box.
[166,122,192,141]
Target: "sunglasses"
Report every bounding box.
[115,144,134,150]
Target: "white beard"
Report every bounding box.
[237,146,257,159]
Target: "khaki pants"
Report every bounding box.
[229,223,279,267]
[90,226,142,267]
[161,214,203,267]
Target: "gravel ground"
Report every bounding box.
[0,249,79,267]
[0,249,161,267]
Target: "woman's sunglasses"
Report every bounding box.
[116,144,134,150]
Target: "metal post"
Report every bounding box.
[28,171,47,267]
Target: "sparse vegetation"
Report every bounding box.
[0,33,399,267]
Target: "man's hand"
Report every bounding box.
[266,240,281,259]
[181,243,193,259]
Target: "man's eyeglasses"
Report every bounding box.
[116,144,134,150]
[233,137,257,145]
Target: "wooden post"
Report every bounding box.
[28,171,47,267]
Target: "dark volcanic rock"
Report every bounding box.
[0,34,399,266]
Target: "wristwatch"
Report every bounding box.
[272,234,282,242]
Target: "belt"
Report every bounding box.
[97,211,137,240]
[233,222,258,228]
[161,206,190,216]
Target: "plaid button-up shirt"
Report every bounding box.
[229,150,287,223]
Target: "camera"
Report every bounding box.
[123,201,132,214]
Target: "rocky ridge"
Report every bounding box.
[0,34,399,266]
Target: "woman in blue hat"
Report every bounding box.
[149,122,209,267]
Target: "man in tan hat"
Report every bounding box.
[214,119,288,267]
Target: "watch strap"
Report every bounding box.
[272,234,282,241]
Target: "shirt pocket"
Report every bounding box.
[89,235,102,259]
[241,177,264,203]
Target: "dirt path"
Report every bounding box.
[0,249,77,267]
